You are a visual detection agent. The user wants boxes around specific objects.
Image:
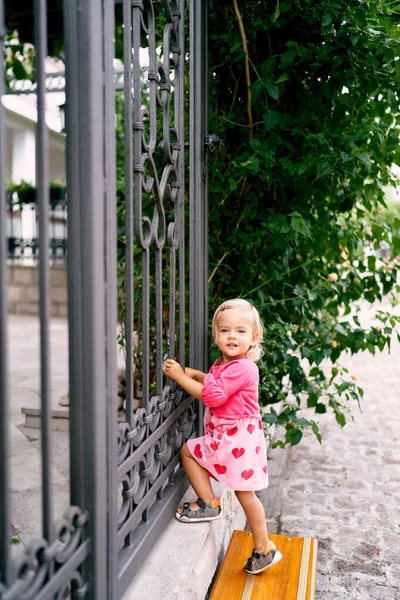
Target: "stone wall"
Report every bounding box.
[8,264,68,318]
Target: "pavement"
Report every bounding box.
[6,300,400,599]
[260,300,400,600]
[7,315,70,556]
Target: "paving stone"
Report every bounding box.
[261,301,400,600]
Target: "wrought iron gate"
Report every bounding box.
[0,1,208,598]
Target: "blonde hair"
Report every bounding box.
[212,298,264,362]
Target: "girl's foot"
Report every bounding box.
[244,540,282,574]
[175,497,222,522]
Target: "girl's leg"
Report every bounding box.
[178,443,215,511]
[235,490,269,551]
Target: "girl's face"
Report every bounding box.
[214,308,259,363]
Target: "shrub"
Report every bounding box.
[207,0,400,446]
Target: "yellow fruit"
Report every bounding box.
[331,340,338,348]
[351,375,357,381]
[328,273,338,282]
[375,326,381,333]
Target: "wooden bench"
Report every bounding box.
[209,530,318,600]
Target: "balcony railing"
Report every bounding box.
[6,188,67,262]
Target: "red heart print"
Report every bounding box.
[259,420,263,429]
[255,446,260,454]
[232,447,245,459]
[194,444,203,459]
[263,465,268,474]
[214,464,227,475]
[217,434,222,440]
[227,426,238,436]
[209,422,215,430]
[247,424,255,434]
[241,469,254,480]
[210,441,219,451]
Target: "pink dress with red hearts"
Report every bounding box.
[186,357,269,491]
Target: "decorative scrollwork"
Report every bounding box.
[116,393,198,535]
[0,507,88,600]
[55,570,88,600]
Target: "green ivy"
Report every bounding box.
[208,0,400,446]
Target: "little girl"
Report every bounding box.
[165,298,282,574]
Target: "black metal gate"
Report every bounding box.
[0,1,208,598]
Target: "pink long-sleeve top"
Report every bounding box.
[202,357,260,419]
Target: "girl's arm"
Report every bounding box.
[185,367,207,383]
[165,359,204,401]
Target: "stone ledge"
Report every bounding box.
[20,406,131,430]
[21,407,70,431]
[123,484,246,600]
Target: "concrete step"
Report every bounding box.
[20,406,130,430]
[123,484,246,600]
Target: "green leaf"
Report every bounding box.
[263,111,279,130]
[334,324,347,335]
[263,78,280,101]
[340,151,352,163]
[296,417,311,427]
[322,13,333,27]
[281,49,297,68]
[11,537,21,545]
[275,72,289,84]
[263,411,278,425]
[289,212,307,235]
[311,421,322,444]
[309,367,321,377]
[367,255,376,271]
[335,412,346,427]
[289,428,303,446]
[316,161,333,179]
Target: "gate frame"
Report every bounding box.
[0,0,209,597]
[63,1,118,598]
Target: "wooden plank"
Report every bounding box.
[209,530,318,600]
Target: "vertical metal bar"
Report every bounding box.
[0,0,12,586]
[103,1,118,597]
[131,2,145,413]
[155,249,163,395]
[203,0,209,372]
[64,1,109,598]
[35,0,54,545]
[168,246,176,359]
[63,0,84,509]
[123,0,134,423]
[177,0,186,368]
[142,250,150,411]
[189,0,208,374]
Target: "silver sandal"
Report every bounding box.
[175,497,222,522]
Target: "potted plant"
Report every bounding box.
[49,179,67,207]
[7,180,36,206]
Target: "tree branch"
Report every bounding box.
[232,0,253,142]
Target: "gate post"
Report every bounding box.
[63,1,117,599]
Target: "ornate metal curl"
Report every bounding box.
[0,507,88,600]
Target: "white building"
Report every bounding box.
[3,83,66,260]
